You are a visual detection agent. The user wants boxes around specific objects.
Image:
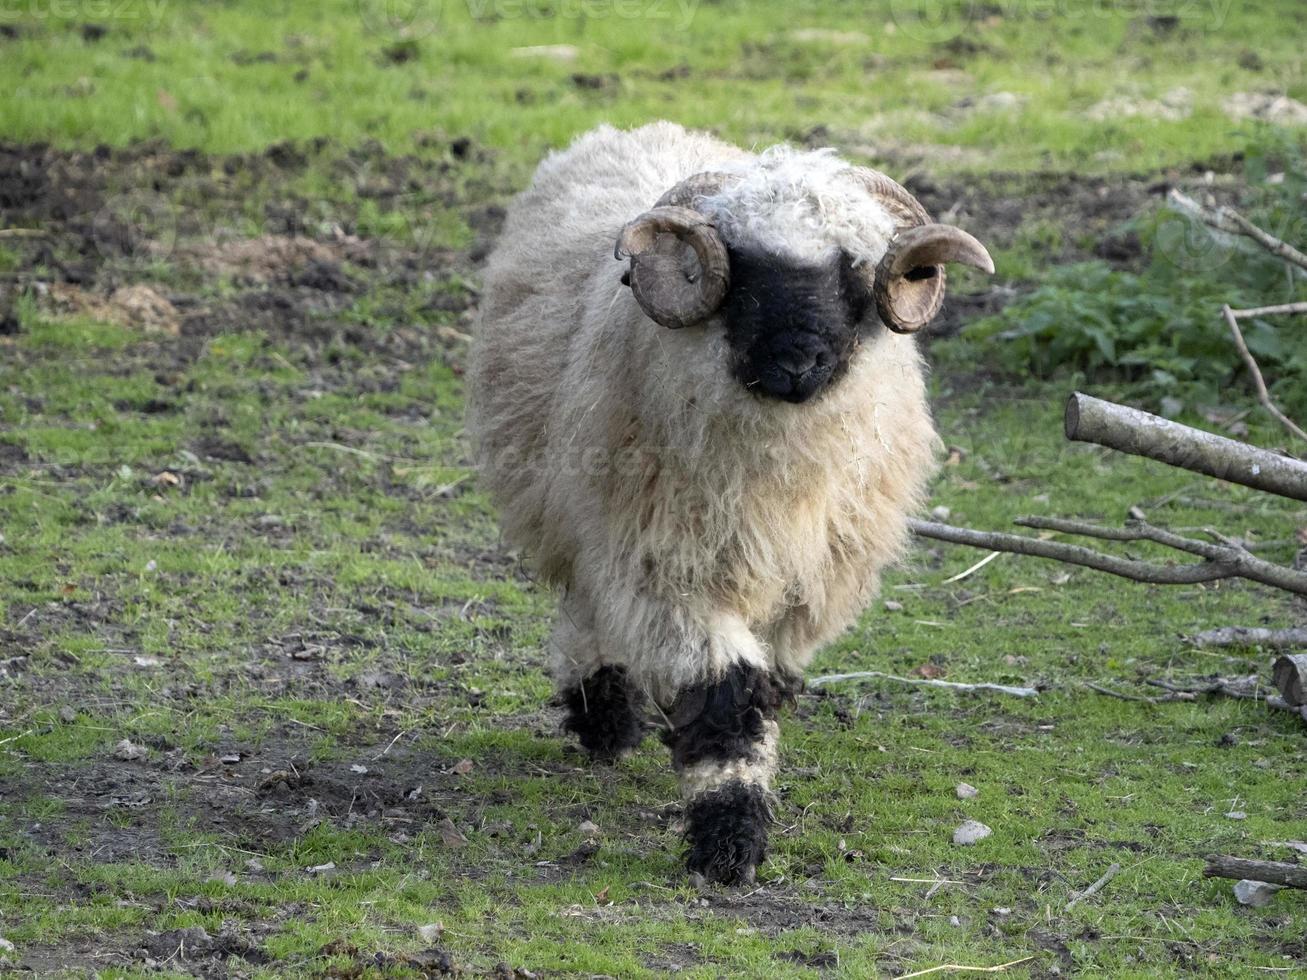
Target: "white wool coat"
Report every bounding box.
[467,122,939,704]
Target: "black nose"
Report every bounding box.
[772,347,818,378]
[754,353,832,403]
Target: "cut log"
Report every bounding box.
[1204,855,1307,890]
[1272,654,1307,707]
[1064,392,1307,502]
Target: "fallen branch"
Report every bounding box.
[807,670,1038,698]
[1067,862,1122,909]
[1191,626,1307,649]
[1085,682,1158,704]
[1227,302,1307,317]
[1146,675,1267,702]
[1064,392,1307,502]
[1221,305,1307,444]
[1146,676,1307,721]
[1203,855,1307,890]
[909,518,1307,597]
[1168,189,1307,273]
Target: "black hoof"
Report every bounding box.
[684,781,771,885]
[561,665,647,761]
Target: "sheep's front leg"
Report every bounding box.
[552,592,647,761]
[561,664,647,761]
[664,662,785,885]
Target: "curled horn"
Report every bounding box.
[615,206,730,329]
[615,171,737,329]
[872,224,995,334]
[849,168,995,334]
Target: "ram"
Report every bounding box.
[467,122,992,884]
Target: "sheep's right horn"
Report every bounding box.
[873,223,994,334]
[615,205,730,329]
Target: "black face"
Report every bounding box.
[721,247,873,404]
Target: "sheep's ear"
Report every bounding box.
[872,224,993,334]
[615,206,730,329]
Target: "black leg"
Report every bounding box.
[560,664,647,761]
[663,662,787,885]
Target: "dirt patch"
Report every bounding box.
[37,281,181,334]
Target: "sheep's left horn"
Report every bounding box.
[615,205,730,329]
[873,223,994,334]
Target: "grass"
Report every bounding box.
[0,1,1304,172]
[2,1,1307,977]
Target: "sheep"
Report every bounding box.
[466,122,992,884]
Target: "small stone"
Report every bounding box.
[350,764,369,774]
[418,922,443,943]
[206,870,237,886]
[948,915,961,927]
[577,819,600,835]
[930,505,952,520]
[884,600,904,612]
[306,861,336,874]
[1225,811,1247,820]
[955,782,979,800]
[59,705,77,723]
[1233,879,1282,907]
[509,44,579,61]
[437,817,468,848]
[0,937,13,953]
[113,738,149,762]
[953,820,992,845]
[450,758,474,775]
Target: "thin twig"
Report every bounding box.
[893,956,1035,980]
[1226,302,1307,318]
[1085,682,1157,705]
[808,670,1038,698]
[1067,862,1122,909]
[0,228,48,239]
[1221,304,1307,444]
[942,550,1002,584]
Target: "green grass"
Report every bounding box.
[1,309,1304,975]
[2,2,1307,976]
[0,0,1304,172]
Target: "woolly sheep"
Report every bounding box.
[466,122,992,884]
